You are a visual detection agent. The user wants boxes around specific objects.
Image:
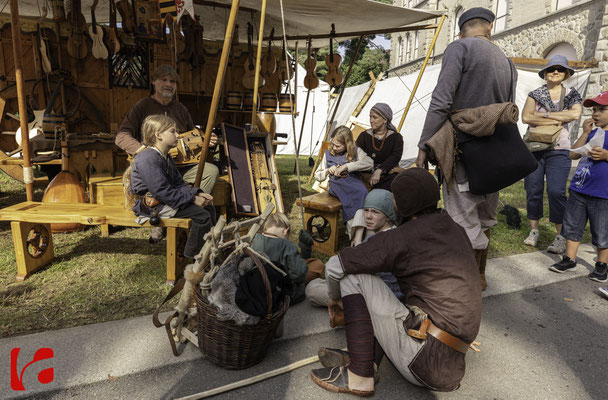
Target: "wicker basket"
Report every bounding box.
[195,250,290,369]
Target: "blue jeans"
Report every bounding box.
[524,150,571,224]
[562,190,608,248]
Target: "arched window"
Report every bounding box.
[493,0,509,33]
[544,42,578,61]
[453,7,464,41]
[405,33,411,62]
[398,37,404,65]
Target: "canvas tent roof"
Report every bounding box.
[13,0,443,47]
[326,64,591,163]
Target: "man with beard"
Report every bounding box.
[116,65,219,242]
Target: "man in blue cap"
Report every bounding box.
[416,7,517,291]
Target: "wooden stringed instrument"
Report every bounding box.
[116,0,136,35]
[325,24,343,87]
[261,28,276,80]
[66,0,88,59]
[168,129,208,165]
[242,23,264,90]
[36,8,52,74]
[107,0,120,54]
[88,0,108,59]
[277,38,293,82]
[304,39,319,90]
[41,126,88,233]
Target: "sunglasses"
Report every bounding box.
[546,66,567,74]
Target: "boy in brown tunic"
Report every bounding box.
[311,168,481,396]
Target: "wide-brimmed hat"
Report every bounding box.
[583,90,608,107]
[538,55,574,79]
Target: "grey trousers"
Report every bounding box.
[340,274,423,387]
[181,163,220,195]
[442,180,498,250]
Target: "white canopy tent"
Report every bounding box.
[14,0,443,48]
[291,64,591,162]
[274,63,331,156]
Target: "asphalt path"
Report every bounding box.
[20,276,607,400]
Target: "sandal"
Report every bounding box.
[310,366,375,397]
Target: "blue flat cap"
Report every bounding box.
[458,7,496,30]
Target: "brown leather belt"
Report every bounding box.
[407,318,469,354]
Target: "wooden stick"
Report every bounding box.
[10,0,34,200]
[397,14,445,132]
[174,216,226,340]
[263,23,438,42]
[193,0,240,187]
[308,36,364,183]
[293,88,311,172]
[174,355,321,400]
[250,0,267,127]
[510,57,597,69]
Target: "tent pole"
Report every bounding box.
[194,0,240,187]
[293,88,311,172]
[250,0,267,127]
[397,14,445,132]
[10,0,34,200]
[308,35,364,184]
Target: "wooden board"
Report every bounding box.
[222,123,259,216]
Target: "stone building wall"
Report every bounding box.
[388,0,608,133]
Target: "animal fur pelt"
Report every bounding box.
[207,253,260,326]
[499,205,521,229]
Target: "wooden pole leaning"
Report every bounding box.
[308,35,364,184]
[397,14,445,132]
[9,0,34,201]
[174,216,226,341]
[193,0,240,188]
[250,0,268,127]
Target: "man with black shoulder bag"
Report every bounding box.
[416,7,537,291]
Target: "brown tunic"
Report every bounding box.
[338,211,482,391]
[115,97,194,154]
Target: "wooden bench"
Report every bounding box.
[295,192,342,256]
[0,202,191,284]
[89,174,232,236]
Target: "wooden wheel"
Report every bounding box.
[26,224,51,259]
[307,215,331,243]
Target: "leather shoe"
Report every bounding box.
[310,366,374,397]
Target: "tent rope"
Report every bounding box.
[278,0,305,228]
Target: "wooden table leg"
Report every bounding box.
[11,221,55,281]
[166,226,188,285]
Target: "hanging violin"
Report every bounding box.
[304,39,319,90]
[325,24,343,87]
[261,28,276,80]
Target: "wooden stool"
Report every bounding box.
[295,192,342,256]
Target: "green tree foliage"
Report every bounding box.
[296,0,392,89]
[297,39,389,90]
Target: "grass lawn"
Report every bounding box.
[0,156,590,338]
